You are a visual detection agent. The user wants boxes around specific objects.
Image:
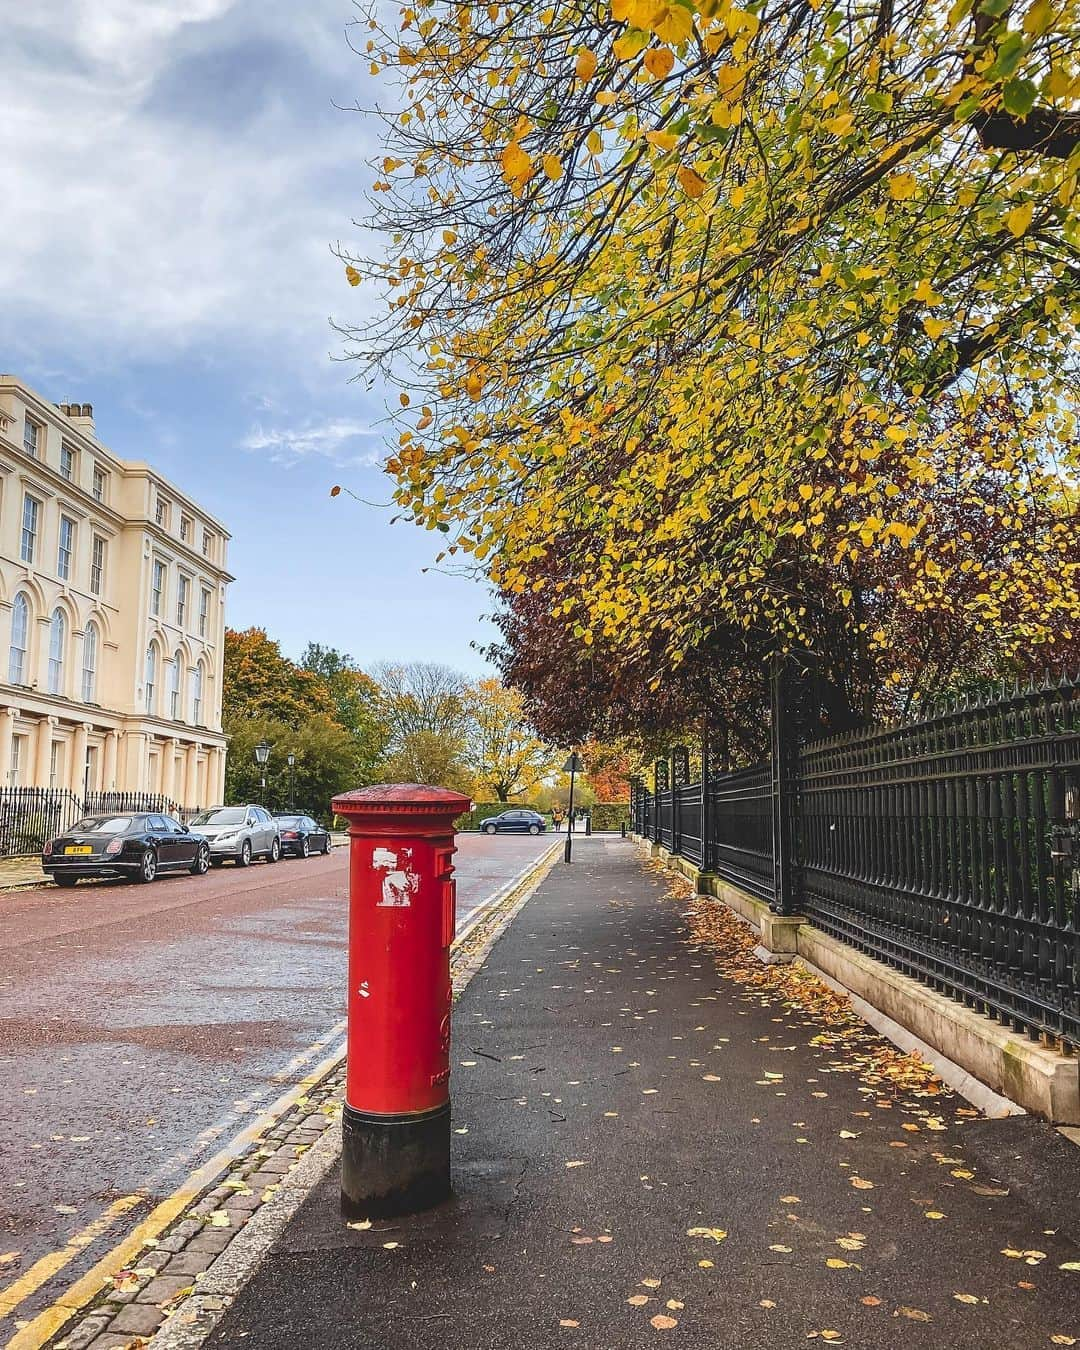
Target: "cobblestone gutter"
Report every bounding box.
[35,841,560,1350]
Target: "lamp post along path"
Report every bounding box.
[254,740,271,794]
[563,752,583,863]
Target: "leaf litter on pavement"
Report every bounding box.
[625,858,1080,1343]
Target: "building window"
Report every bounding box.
[190,664,203,724]
[169,653,181,719]
[23,417,40,458]
[92,467,107,503]
[9,735,23,786]
[199,588,211,638]
[180,515,192,543]
[202,529,214,559]
[21,493,40,564]
[8,593,29,684]
[49,739,60,789]
[48,608,66,695]
[90,535,106,595]
[145,644,158,714]
[155,496,169,528]
[82,622,98,703]
[57,515,75,581]
[177,575,189,628]
[60,444,76,481]
[151,559,165,616]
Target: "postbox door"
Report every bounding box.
[436,847,456,948]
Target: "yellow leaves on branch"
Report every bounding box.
[500,140,534,194]
[677,165,709,198]
[1005,201,1034,237]
[574,48,597,81]
[644,46,675,78]
[612,0,694,45]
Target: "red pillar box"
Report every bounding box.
[331,783,471,1219]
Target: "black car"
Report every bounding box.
[480,809,547,836]
[43,814,211,887]
[273,814,332,858]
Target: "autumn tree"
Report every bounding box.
[464,678,560,800]
[371,661,473,790]
[340,0,1080,732]
[580,739,634,802]
[223,629,336,727]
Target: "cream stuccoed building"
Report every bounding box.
[0,375,232,809]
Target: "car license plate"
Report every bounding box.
[65,845,93,855]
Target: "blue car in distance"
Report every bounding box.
[480,809,546,836]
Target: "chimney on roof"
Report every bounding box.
[60,401,95,432]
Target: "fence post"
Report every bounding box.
[769,654,803,919]
[671,745,688,856]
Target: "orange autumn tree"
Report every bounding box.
[340,0,1080,724]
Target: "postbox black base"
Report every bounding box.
[341,1102,451,1219]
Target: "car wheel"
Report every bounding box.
[135,848,158,884]
[269,838,281,863]
[55,874,78,888]
[190,844,210,876]
[300,836,310,859]
[322,835,331,854]
[237,839,252,867]
[529,823,540,835]
[485,823,497,835]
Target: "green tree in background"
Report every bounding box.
[222,629,391,816]
[300,643,390,781]
[223,714,360,817]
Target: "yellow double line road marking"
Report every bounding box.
[0,1197,143,1320]
[3,842,559,1350]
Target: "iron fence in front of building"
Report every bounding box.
[631,674,1080,1049]
[0,788,189,857]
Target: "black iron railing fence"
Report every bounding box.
[0,788,189,857]
[631,675,1080,1049]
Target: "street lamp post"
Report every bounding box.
[287,753,296,811]
[254,740,271,797]
[563,752,583,864]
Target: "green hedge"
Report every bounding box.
[589,802,631,831]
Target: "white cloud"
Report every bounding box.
[241,417,383,468]
[0,1,381,364]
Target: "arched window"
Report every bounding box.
[145,644,158,714]
[47,609,66,695]
[190,663,203,725]
[169,652,182,719]
[8,593,29,684]
[82,622,99,703]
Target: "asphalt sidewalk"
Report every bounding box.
[207,836,1080,1349]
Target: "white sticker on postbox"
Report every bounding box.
[372,845,419,908]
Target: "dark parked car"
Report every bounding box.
[480,809,547,836]
[274,814,332,858]
[43,814,210,887]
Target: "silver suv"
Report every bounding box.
[188,805,281,867]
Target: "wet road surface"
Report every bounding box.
[0,830,556,1332]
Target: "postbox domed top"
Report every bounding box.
[331,783,472,819]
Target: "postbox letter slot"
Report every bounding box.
[442,877,456,947]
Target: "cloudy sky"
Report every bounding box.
[1,0,497,673]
